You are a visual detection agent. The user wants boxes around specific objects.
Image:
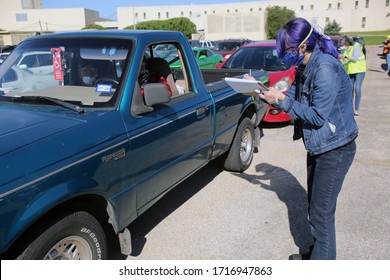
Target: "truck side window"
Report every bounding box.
[137,43,194,100]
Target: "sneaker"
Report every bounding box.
[354,111,359,116]
[289,254,303,260]
[288,251,311,260]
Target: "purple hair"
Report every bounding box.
[276,17,339,59]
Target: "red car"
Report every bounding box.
[217,40,296,123]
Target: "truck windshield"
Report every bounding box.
[0,37,132,108]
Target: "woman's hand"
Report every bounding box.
[258,87,284,105]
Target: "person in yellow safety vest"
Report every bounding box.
[338,35,366,116]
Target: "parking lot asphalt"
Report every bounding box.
[111,45,389,260]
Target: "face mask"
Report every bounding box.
[82,76,96,85]
[283,51,305,66]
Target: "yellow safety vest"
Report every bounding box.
[345,42,366,74]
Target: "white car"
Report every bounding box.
[200,40,215,49]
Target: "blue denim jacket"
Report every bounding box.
[279,49,358,155]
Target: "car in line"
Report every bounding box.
[217,40,296,123]
[164,47,223,69]
[0,45,16,64]
[0,30,268,259]
[200,40,215,49]
[212,39,253,61]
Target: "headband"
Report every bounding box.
[298,26,313,48]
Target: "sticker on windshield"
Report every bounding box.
[51,48,64,81]
[96,84,113,95]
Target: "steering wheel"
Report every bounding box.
[94,78,119,86]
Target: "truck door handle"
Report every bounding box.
[196,106,207,118]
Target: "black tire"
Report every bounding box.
[224,117,255,172]
[18,211,107,260]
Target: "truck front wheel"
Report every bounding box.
[224,117,254,172]
[17,211,107,260]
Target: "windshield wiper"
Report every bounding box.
[12,96,85,114]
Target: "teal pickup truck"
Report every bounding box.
[0,30,268,260]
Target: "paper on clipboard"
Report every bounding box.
[224,77,269,96]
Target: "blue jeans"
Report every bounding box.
[306,139,356,260]
[349,72,365,111]
[387,53,390,71]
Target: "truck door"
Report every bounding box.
[124,42,213,214]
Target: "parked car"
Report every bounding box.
[200,40,215,49]
[217,40,296,123]
[213,39,253,61]
[163,47,223,69]
[0,52,10,64]
[188,39,201,48]
[0,45,16,64]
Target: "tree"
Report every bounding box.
[265,6,295,39]
[82,24,105,30]
[324,20,342,35]
[124,17,196,39]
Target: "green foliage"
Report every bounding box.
[82,24,106,30]
[124,17,196,39]
[324,20,342,35]
[265,6,295,39]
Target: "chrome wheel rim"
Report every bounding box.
[44,236,93,260]
[240,128,253,162]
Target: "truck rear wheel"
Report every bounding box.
[224,117,254,172]
[17,211,107,260]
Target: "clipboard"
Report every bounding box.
[224,77,269,96]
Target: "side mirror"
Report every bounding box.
[143,83,171,106]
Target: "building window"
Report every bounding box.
[166,12,169,18]
[361,17,366,28]
[235,9,238,12]
[337,2,342,9]
[15,13,28,21]
[328,4,332,9]
[366,0,369,8]
[181,11,184,16]
[143,12,146,19]
[386,0,389,7]
[300,5,304,11]
[227,9,230,13]
[158,12,160,19]
[326,17,330,23]
[250,8,253,12]
[204,11,207,14]
[213,10,215,14]
[189,11,192,17]
[22,0,33,9]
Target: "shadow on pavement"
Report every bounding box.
[236,162,312,254]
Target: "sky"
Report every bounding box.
[41,0,260,20]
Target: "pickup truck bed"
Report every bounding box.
[0,30,268,259]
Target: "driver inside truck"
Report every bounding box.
[78,62,98,86]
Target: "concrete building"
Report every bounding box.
[119,0,390,40]
[0,0,389,45]
[0,0,108,45]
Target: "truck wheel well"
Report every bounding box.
[3,195,118,259]
[240,104,257,125]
